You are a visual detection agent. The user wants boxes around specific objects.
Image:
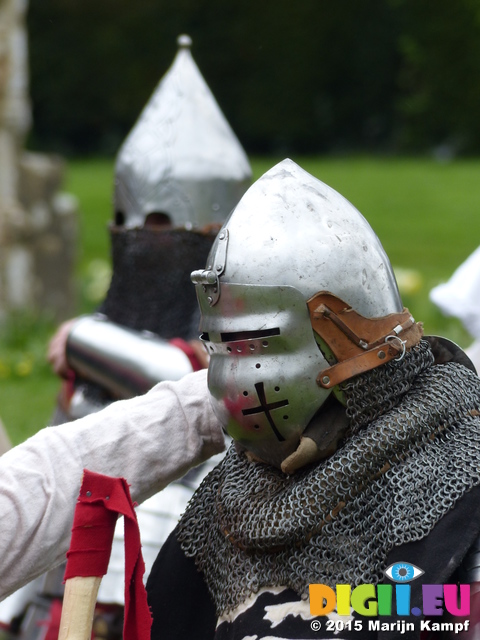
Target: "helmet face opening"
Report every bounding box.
[197,283,331,467]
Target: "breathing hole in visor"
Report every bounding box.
[241,381,289,442]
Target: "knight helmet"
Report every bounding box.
[191,159,419,467]
[113,34,252,230]
[99,35,252,340]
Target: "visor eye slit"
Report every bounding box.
[200,332,210,342]
[220,328,280,343]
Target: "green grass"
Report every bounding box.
[1,154,478,445]
[65,158,115,313]
[0,160,115,445]
[0,314,62,444]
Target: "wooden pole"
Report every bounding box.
[58,576,102,640]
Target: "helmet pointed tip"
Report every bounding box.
[269,158,299,172]
[177,34,192,49]
[270,158,300,172]
[260,158,302,181]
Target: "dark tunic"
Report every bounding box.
[147,481,480,640]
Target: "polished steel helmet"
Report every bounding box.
[114,34,252,229]
[192,159,403,467]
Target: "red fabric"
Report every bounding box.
[64,369,76,398]
[58,371,76,413]
[64,473,118,578]
[64,470,152,640]
[38,599,63,640]
[169,338,203,371]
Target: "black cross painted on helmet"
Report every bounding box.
[242,382,289,442]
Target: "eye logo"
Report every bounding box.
[384,562,424,583]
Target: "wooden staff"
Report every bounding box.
[58,576,102,640]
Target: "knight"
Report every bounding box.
[147,159,480,640]
[50,33,251,418]
[0,34,251,638]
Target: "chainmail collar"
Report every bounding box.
[342,339,434,435]
[177,343,480,614]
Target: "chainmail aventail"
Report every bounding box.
[176,342,480,614]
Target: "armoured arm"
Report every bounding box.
[0,369,225,601]
[66,314,195,399]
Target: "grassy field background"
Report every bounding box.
[1,155,478,445]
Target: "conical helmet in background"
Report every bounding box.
[114,34,252,230]
[99,35,252,340]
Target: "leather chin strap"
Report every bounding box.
[307,291,424,389]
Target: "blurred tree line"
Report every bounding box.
[27,0,480,156]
